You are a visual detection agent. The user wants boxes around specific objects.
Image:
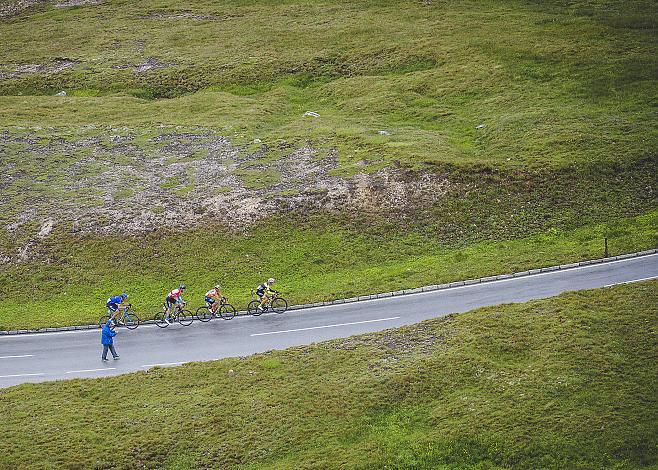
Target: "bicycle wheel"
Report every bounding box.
[248,300,263,316]
[178,309,194,326]
[99,314,111,328]
[271,298,288,314]
[154,312,169,328]
[195,306,212,322]
[219,304,236,320]
[123,311,140,329]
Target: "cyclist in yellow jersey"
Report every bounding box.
[256,278,278,311]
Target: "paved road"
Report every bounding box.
[1,253,656,388]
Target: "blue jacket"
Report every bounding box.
[101,321,117,345]
[107,295,123,306]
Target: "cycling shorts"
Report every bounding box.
[256,289,266,298]
[165,296,178,307]
[204,296,216,304]
[106,302,119,312]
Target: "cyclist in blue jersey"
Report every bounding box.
[106,292,129,321]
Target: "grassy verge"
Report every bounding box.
[1,282,656,468]
[0,209,655,330]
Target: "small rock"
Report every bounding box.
[475,124,486,129]
[378,130,391,136]
[253,139,262,144]
[55,91,67,96]
[71,220,80,233]
[38,219,54,237]
[228,369,235,376]
[303,111,320,118]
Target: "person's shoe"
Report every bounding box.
[102,357,109,362]
[166,318,173,324]
[113,355,120,360]
[257,305,263,311]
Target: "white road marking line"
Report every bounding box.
[0,373,45,378]
[0,354,34,359]
[65,368,117,374]
[604,275,658,288]
[251,316,401,336]
[141,362,186,368]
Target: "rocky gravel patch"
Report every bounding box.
[55,0,102,7]
[141,11,238,21]
[0,58,77,79]
[111,57,175,74]
[0,0,101,18]
[0,127,449,261]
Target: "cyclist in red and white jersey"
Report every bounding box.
[164,284,186,324]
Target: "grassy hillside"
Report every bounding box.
[0,0,656,329]
[1,0,656,170]
[1,282,656,468]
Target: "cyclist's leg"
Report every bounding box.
[107,303,119,320]
[173,300,183,321]
[164,298,173,320]
[116,305,127,323]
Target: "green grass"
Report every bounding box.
[1,283,656,468]
[0,208,655,330]
[0,0,656,171]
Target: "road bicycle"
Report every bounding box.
[99,304,140,329]
[154,302,194,328]
[195,297,236,321]
[247,292,288,316]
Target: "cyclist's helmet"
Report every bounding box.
[180,284,186,290]
[267,278,275,285]
[121,292,128,300]
[214,284,221,290]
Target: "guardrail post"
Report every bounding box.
[604,237,609,258]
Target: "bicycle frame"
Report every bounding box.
[251,290,279,305]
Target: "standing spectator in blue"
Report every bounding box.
[106,292,129,322]
[101,319,120,361]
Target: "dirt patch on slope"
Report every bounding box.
[141,11,241,21]
[0,0,101,18]
[0,127,450,261]
[111,57,175,74]
[0,58,77,79]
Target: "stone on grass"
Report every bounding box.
[55,91,67,96]
[303,111,320,118]
[378,130,391,135]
